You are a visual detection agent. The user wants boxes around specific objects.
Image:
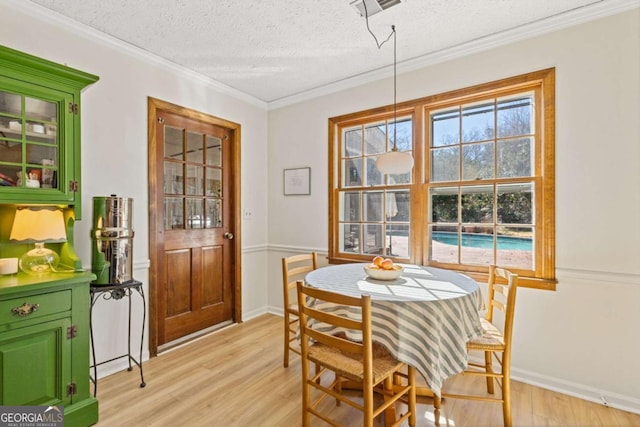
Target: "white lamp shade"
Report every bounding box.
[9,208,67,243]
[376,150,414,174]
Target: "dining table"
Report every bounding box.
[304,263,484,398]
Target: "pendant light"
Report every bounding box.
[376,25,414,175]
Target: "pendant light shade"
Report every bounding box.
[375,24,413,175]
[376,149,414,175]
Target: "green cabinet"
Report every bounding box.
[0,45,98,219]
[0,272,98,426]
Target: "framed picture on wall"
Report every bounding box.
[283,167,311,196]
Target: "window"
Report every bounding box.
[329,69,556,289]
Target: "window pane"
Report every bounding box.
[431,187,458,223]
[431,146,459,182]
[343,158,362,187]
[364,224,384,254]
[497,96,533,138]
[341,224,361,253]
[497,226,533,269]
[206,135,222,166]
[0,91,21,115]
[388,169,411,185]
[387,190,409,220]
[497,137,533,177]
[365,157,383,186]
[430,225,459,263]
[344,127,362,157]
[364,122,386,155]
[462,102,494,142]
[497,183,533,224]
[390,118,412,151]
[387,224,409,258]
[462,142,494,180]
[461,241,493,266]
[431,109,459,147]
[340,191,361,221]
[461,185,494,223]
[363,191,383,222]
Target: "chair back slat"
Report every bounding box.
[303,306,363,331]
[306,328,364,355]
[282,252,318,306]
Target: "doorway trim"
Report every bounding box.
[147,97,242,357]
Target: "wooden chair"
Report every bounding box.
[281,252,318,367]
[439,265,519,427]
[296,280,416,427]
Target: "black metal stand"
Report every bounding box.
[89,280,146,397]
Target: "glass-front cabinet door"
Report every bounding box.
[0,85,66,194]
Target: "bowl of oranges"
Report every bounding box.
[364,256,404,281]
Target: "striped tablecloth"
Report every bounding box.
[304,263,484,397]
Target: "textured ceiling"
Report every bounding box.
[25,0,614,103]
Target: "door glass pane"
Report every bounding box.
[186,165,203,195]
[164,126,183,160]
[206,135,222,166]
[164,162,183,194]
[206,199,222,228]
[206,168,221,197]
[186,199,204,229]
[25,97,56,121]
[165,197,184,230]
[186,131,204,163]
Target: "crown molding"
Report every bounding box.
[268,0,640,109]
[7,0,268,110]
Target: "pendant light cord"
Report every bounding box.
[393,24,397,152]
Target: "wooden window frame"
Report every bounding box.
[328,69,556,290]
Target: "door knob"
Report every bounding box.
[224,232,234,240]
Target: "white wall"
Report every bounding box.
[268,9,640,412]
[1,2,270,375]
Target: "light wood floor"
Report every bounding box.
[94,314,639,426]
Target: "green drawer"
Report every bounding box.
[0,290,71,326]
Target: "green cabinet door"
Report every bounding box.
[0,317,71,406]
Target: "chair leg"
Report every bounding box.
[434,395,442,426]
[485,350,495,394]
[408,366,417,427]
[283,312,290,368]
[503,365,512,427]
[301,359,311,427]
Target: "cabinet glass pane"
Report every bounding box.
[186,131,203,163]
[206,135,222,166]
[0,92,59,190]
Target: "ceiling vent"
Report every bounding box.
[350,0,401,17]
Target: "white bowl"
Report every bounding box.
[363,264,404,281]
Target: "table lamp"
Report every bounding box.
[9,207,67,274]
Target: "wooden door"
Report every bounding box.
[148,98,241,351]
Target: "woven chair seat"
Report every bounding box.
[467,318,505,351]
[308,341,404,385]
